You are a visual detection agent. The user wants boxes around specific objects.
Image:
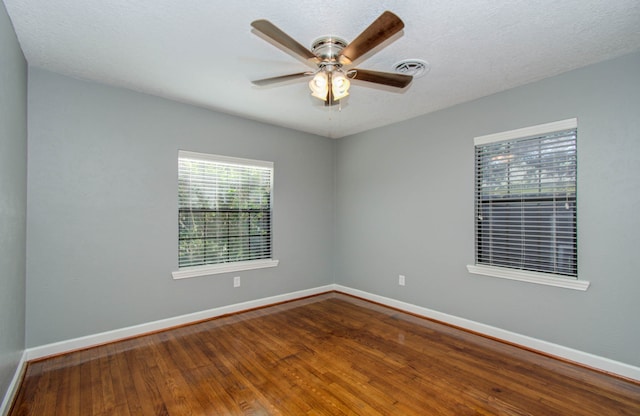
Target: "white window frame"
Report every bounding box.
[466,119,589,291]
[172,150,278,280]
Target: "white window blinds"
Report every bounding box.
[178,151,273,269]
[474,119,577,278]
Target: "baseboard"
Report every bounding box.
[24,283,640,382]
[334,285,640,382]
[26,285,336,361]
[0,350,28,416]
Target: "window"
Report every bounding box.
[173,151,278,279]
[467,119,589,290]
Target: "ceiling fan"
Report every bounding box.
[250,11,413,106]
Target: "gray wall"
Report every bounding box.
[336,52,640,366]
[0,0,27,403]
[26,68,335,347]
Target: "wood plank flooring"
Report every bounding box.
[9,292,640,415]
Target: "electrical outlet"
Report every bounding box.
[233,276,241,288]
[399,275,405,286]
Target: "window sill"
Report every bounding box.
[466,264,590,291]
[172,259,279,280]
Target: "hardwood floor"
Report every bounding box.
[9,292,640,415]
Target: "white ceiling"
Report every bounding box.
[4,0,640,138]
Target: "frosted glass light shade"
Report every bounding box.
[332,72,350,100]
[309,72,328,100]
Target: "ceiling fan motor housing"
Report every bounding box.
[311,37,348,63]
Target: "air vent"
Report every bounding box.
[393,59,430,78]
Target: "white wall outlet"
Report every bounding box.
[233,276,241,288]
[399,275,406,286]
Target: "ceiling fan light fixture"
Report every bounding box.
[252,11,410,106]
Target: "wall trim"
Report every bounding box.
[172,259,279,280]
[467,264,590,291]
[473,117,577,145]
[25,285,334,361]
[334,285,640,382]
[24,284,639,382]
[0,350,28,416]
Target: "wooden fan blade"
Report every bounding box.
[252,72,311,86]
[251,20,319,64]
[350,69,413,88]
[339,11,404,65]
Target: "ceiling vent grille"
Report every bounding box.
[393,59,430,78]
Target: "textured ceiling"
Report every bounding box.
[4,0,640,138]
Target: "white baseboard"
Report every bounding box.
[26,285,335,361]
[0,350,28,416]
[334,285,640,382]
[24,283,640,382]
